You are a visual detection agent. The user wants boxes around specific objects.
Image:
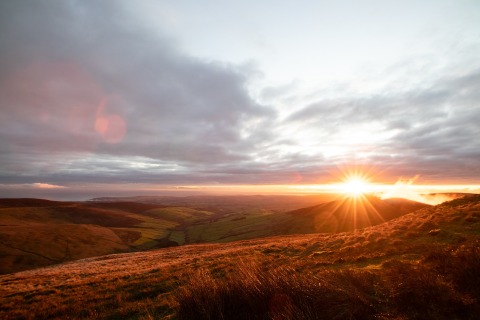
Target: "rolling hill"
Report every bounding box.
[0,195,428,274]
[288,195,430,233]
[0,194,479,319]
[0,199,207,274]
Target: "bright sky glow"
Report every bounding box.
[339,178,371,196]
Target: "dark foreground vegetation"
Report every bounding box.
[178,242,480,320]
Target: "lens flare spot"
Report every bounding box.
[95,114,126,143]
[94,97,127,144]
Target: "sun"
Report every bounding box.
[340,176,371,196]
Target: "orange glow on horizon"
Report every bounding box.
[140,182,480,199]
[4,182,479,204]
[335,170,374,197]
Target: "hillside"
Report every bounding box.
[0,199,209,274]
[1,194,479,319]
[0,195,427,274]
[287,195,430,233]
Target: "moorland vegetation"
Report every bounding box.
[1,194,479,319]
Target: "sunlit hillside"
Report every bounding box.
[1,194,479,319]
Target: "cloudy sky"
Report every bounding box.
[1,0,480,199]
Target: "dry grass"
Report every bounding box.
[177,242,480,320]
[177,265,378,320]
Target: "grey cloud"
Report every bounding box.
[0,1,275,183]
[287,88,450,130]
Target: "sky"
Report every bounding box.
[1,0,480,199]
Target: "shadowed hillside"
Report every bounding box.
[1,194,478,319]
[0,199,211,274]
[0,198,72,208]
[287,195,430,233]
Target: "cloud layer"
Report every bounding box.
[0,1,479,194]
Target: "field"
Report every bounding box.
[0,194,479,319]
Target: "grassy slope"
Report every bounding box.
[0,195,479,319]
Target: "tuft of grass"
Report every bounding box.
[382,260,469,319]
[424,241,480,295]
[177,263,378,320]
